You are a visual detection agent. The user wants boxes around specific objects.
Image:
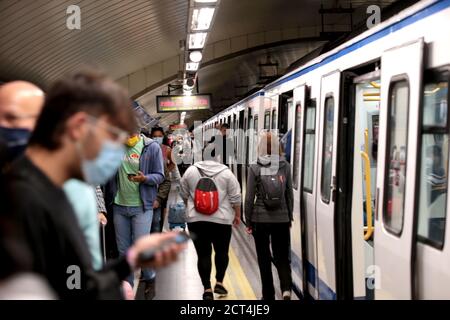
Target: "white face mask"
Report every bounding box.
[153,137,163,145]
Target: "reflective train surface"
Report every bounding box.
[201,0,450,299]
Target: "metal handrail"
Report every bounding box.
[361,129,374,240]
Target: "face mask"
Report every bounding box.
[426,158,434,168]
[126,135,139,147]
[80,140,125,186]
[153,137,163,145]
[0,126,31,161]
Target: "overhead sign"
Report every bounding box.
[156,94,211,113]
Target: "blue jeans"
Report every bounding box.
[151,207,162,233]
[113,204,154,286]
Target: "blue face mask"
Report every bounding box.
[80,140,125,186]
[0,126,31,161]
[153,137,163,145]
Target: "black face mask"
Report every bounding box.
[0,126,31,162]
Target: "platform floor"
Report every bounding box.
[136,218,298,300]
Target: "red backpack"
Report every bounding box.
[193,166,226,215]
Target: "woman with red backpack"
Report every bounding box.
[245,131,294,300]
[180,145,241,300]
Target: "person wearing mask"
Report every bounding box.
[150,127,172,232]
[1,69,184,300]
[0,81,44,170]
[106,129,164,300]
[244,131,293,300]
[180,145,241,300]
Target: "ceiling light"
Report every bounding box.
[189,51,203,63]
[191,7,215,31]
[186,62,199,71]
[188,32,207,49]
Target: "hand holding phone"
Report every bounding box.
[137,232,191,264]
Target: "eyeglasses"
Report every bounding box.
[85,114,129,143]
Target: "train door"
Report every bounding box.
[374,38,424,299]
[291,85,307,297]
[415,68,450,299]
[315,71,341,299]
[242,108,252,224]
[237,109,245,189]
[349,69,380,300]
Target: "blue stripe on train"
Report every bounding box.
[265,0,450,91]
[290,251,337,300]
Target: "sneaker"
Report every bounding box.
[282,291,291,300]
[214,283,228,297]
[203,291,214,300]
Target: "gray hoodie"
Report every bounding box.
[180,161,241,225]
[245,155,293,224]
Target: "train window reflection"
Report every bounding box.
[272,110,277,130]
[418,76,448,248]
[303,100,316,193]
[321,96,334,203]
[293,103,301,190]
[384,80,409,235]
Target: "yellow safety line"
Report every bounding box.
[211,247,257,300]
[229,246,257,300]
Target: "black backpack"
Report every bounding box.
[251,165,286,209]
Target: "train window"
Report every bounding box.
[417,74,449,248]
[254,116,259,133]
[384,79,409,235]
[293,102,302,190]
[321,96,334,203]
[272,110,277,130]
[264,112,270,129]
[303,99,316,193]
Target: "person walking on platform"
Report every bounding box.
[0,69,184,299]
[106,130,164,300]
[180,147,241,300]
[150,127,172,232]
[245,131,294,300]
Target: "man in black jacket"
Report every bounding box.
[1,69,185,299]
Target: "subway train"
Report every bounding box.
[200,0,450,299]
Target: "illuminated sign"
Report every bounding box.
[156,94,211,113]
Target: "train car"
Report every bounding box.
[203,0,450,300]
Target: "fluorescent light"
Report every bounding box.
[189,51,203,63]
[191,7,215,31]
[186,62,199,71]
[188,32,207,49]
[194,0,217,3]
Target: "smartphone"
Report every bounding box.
[137,232,191,263]
[127,173,137,179]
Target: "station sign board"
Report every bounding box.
[156,94,211,113]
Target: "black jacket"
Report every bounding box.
[1,156,131,299]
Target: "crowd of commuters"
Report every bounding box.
[0,68,295,301]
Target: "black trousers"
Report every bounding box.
[188,221,232,290]
[252,222,292,300]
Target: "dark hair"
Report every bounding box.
[220,123,230,129]
[29,68,136,150]
[151,126,165,136]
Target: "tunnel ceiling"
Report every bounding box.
[1,0,402,127]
